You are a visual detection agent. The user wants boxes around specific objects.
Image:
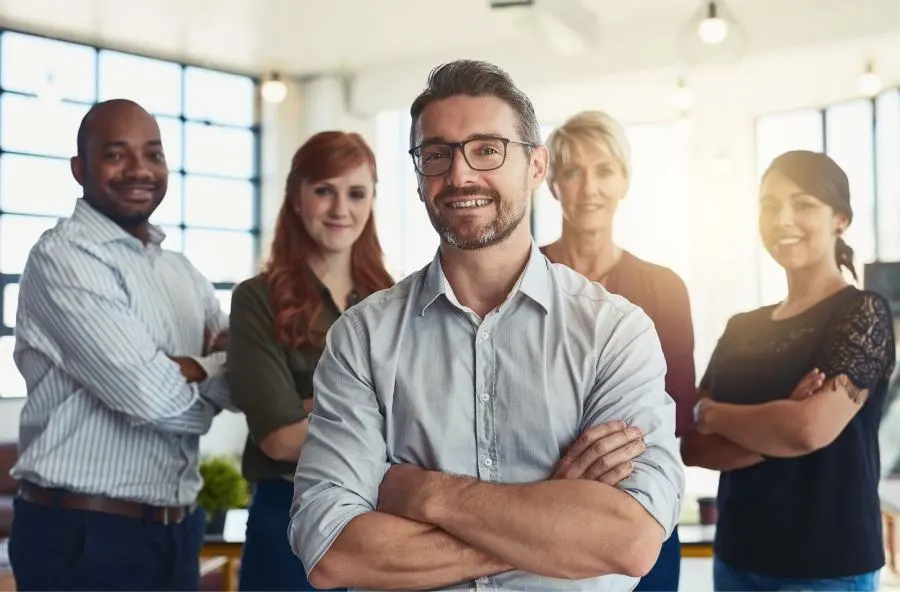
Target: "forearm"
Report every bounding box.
[424,476,661,579]
[705,401,811,457]
[310,511,509,591]
[133,391,217,435]
[681,431,764,471]
[259,420,309,462]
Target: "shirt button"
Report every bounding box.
[477,576,490,585]
[483,458,493,467]
[480,393,490,402]
[480,330,490,340]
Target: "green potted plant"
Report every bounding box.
[197,455,250,534]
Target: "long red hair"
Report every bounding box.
[264,131,394,349]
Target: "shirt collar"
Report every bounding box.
[418,241,552,315]
[71,198,166,248]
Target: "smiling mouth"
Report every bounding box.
[577,203,604,210]
[776,236,804,246]
[118,185,157,201]
[445,198,493,209]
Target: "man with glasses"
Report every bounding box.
[289,60,684,591]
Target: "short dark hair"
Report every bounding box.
[409,60,541,149]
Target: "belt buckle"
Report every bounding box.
[162,507,170,526]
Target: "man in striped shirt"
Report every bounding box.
[8,99,233,591]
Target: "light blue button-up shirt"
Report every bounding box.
[12,198,230,506]
[290,242,684,591]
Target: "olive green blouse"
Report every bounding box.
[227,273,346,483]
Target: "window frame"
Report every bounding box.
[0,28,262,396]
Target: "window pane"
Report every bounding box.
[184,176,255,230]
[0,154,80,216]
[1,94,88,158]
[825,99,876,264]
[149,173,183,226]
[876,91,900,261]
[159,225,183,252]
[158,116,183,171]
[0,336,25,398]
[0,215,58,273]
[215,288,233,315]
[98,50,182,117]
[184,67,255,127]
[532,123,563,246]
[184,123,255,178]
[3,283,17,329]
[755,109,824,174]
[0,32,96,103]
[183,229,255,283]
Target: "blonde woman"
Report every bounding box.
[542,110,696,591]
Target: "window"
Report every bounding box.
[825,100,876,266]
[876,91,900,261]
[373,110,438,278]
[0,31,260,397]
[754,109,825,304]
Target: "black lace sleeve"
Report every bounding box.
[814,291,896,402]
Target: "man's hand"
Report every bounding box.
[552,421,644,485]
[377,464,446,523]
[170,356,208,383]
[789,368,825,401]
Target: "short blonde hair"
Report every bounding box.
[545,110,631,184]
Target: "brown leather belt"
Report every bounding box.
[18,481,196,525]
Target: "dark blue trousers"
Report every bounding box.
[9,496,205,591]
[634,525,681,591]
[239,478,343,591]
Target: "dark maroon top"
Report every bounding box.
[541,248,697,437]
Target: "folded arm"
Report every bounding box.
[228,280,309,462]
[289,314,507,591]
[19,246,217,435]
[681,389,765,471]
[700,378,869,457]
[387,308,684,580]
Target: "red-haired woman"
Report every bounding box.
[228,131,394,591]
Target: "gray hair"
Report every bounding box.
[546,110,631,184]
[409,60,541,149]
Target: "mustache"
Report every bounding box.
[435,185,500,202]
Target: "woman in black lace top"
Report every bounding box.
[682,150,896,591]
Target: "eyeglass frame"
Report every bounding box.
[407,135,537,177]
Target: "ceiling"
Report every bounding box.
[0,0,892,81]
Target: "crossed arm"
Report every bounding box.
[290,310,683,590]
[20,246,227,434]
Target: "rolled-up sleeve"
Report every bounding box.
[288,311,389,575]
[584,306,685,538]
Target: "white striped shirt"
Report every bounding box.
[12,198,231,506]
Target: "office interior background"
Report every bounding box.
[0,0,899,588]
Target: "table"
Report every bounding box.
[201,536,242,591]
[679,523,715,558]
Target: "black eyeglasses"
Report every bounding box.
[408,135,535,177]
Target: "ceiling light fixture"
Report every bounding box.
[697,1,728,45]
[858,60,883,97]
[261,73,288,104]
[672,78,695,111]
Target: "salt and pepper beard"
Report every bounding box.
[425,180,529,250]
